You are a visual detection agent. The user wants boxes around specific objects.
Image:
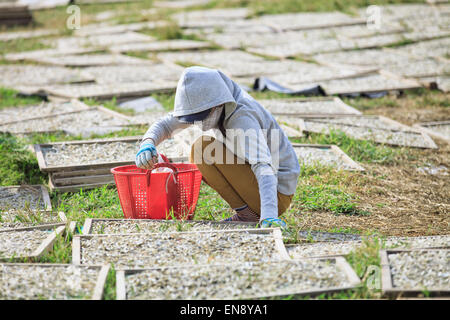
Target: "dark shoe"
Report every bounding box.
[223,206,259,222]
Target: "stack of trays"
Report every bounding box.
[0,2,32,27]
[33,136,191,192]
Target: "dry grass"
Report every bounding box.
[284,90,450,237]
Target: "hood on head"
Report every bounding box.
[173,66,241,121]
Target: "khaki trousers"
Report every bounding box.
[189,136,293,217]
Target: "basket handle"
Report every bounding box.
[146,162,179,187]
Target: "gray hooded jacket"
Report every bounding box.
[142,67,300,220]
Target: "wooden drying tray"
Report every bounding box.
[321,70,422,95]
[263,96,362,117]
[72,228,287,265]
[291,115,419,132]
[81,218,258,235]
[0,105,144,134]
[380,248,450,297]
[44,82,176,102]
[0,185,52,212]
[115,255,361,300]
[0,223,66,262]
[48,176,116,193]
[284,115,438,149]
[34,136,142,173]
[413,120,450,143]
[291,143,365,171]
[0,99,90,126]
[0,263,110,300]
[0,212,69,232]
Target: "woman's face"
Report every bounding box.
[195,104,224,131]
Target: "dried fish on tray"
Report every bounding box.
[260,97,361,116]
[413,120,450,142]
[287,241,362,259]
[172,8,250,28]
[0,264,109,300]
[0,100,89,125]
[0,224,66,261]
[384,235,450,249]
[0,107,141,136]
[289,72,422,95]
[303,122,436,148]
[109,39,211,53]
[382,58,450,78]
[287,235,450,259]
[0,29,58,41]
[82,64,184,84]
[42,81,177,101]
[73,228,287,268]
[297,230,363,242]
[291,144,365,171]
[391,37,450,59]
[313,48,415,69]
[41,140,141,168]
[28,53,153,67]
[0,185,52,212]
[73,21,168,37]
[35,136,189,172]
[294,115,414,131]
[153,0,212,9]
[247,38,344,58]
[280,116,437,149]
[0,65,94,87]
[254,11,364,32]
[380,249,450,297]
[116,256,361,299]
[157,49,264,66]
[82,218,257,235]
[45,32,155,50]
[0,212,66,231]
[249,62,369,84]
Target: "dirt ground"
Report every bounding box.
[290,92,450,237]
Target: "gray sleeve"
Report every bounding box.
[142,113,191,146]
[224,115,279,221]
[252,163,279,221]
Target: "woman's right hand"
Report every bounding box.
[135,141,158,170]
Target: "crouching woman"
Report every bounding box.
[135,66,300,228]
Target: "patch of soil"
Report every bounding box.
[291,92,450,237]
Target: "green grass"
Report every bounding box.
[343,88,450,111]
[0,0,439,300]
[0,133,47,186]
[248,0,424,15]
[292,164,366,215]
[83,97,136,116]
[55,186,123,223]
[0,88,44,110]
[0,38,50,55]
[292,130,403,165]
[103,265,117,300]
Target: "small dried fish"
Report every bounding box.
[389,250,449,290]
[89,220,256,234]
[0,187,47,211]
[0,264,100,300]
[80,230,279,268]
[124,258,352,300]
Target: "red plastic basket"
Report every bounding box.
[111,161,202,220]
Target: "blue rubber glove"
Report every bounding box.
[260,218,287,230]
[136,142,158,169]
